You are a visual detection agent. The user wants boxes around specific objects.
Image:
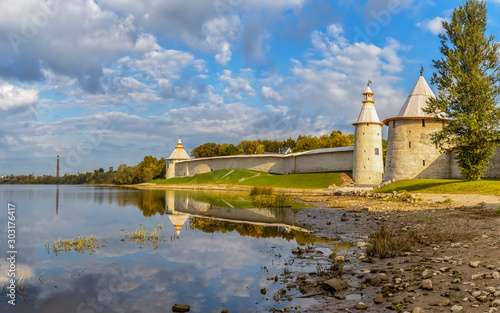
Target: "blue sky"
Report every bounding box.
[1,0,500,176]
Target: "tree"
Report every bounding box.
[424,0,500,181]
[294,136,321,152]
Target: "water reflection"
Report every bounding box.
[0,185,332,313]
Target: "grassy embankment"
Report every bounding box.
[153,169,350,189]
[375,178,500,195]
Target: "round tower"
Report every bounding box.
[166,138,191,179]
[352,83,384,185]
[383,73,448,181]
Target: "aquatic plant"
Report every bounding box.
[121,224,164,250]
[46,235,105,256]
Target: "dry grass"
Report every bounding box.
[366,225,472,258]
[250,185,274,196]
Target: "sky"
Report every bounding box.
[2,0,500,176]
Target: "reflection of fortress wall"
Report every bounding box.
[165,191,297,226]
[174,148,354,177]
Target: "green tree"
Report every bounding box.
[191,142,219,158]
[424,0,500,180]
[294,136,321,152]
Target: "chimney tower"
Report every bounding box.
[57,155,60,178]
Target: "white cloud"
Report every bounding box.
[0,81,38,111]
[417,16,449,35]
[219,70,256,99]
[282,23,407,130]
[261,86,283,102]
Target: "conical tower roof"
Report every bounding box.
[353,85,383,126]
[383,75,436,125]
[168,138,190,160]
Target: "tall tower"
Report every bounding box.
[166,138,191,178]
[383,73,448,181]
[352,83,384,185]
[56,155,59,178]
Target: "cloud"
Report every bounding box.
[281,24,407,131]
[219,70,256,99]
[417,16,449,35]
[0,81,38,111]
[261,86,282,102]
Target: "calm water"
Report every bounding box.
[0,185,339,313]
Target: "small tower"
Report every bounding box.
[352,82,384,185]
[166,138,190,179]
[383,72,447,181]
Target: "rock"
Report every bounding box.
[323,278,348,292]
[420,279,433,290]
[471,274,484,280]
[485,286,496,294]
[334,255,345,262]
[469,261,481,268]
[493,271,500,279]
[421,269,433,279]
[260,288,266,295]
[373,294,385,304]
[438,299,450,307]
[356,302,368,310]
[334,294,346,300]
[492,299,500,307]
[221,310,229,313]
[412,307,425,313]
[376,273,389,281]
[172,304,190,312]
[450,305,463,313]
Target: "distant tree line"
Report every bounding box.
[190,130,355,158]
[0,156,166,185]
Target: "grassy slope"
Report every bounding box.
[374,178,500,195]
[153,169,348,189]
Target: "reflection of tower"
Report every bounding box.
[165,190,190,236]
[56,155,60,178]
[56,185,59,216]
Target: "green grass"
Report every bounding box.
[374,178,500,195]
[153,169,349,189]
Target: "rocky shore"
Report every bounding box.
[274,190,500,313]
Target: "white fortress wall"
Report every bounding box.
[294,147,354,173]
[173,147,355,177]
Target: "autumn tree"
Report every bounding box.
[424,0,500,180]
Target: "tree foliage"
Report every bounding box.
[424,0,500,181]
[189,130,354,157]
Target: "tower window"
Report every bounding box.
[423,160,426,166]
[375,148,380,155]
[422,119,426,127]
[409,142,412,148]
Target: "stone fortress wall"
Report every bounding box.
[173,147,354,177]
